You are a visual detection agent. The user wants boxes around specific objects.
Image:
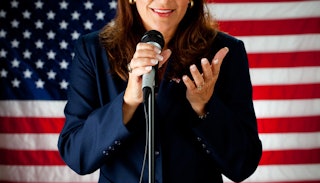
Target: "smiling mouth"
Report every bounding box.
[152,8,174,14]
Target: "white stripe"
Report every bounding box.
[0,100,66,117]
[254,99,320,118]
[250,67,320,85]
[239,34,320,53]
[224,164,320,182]
[207,1,320,20]
[1,99,319,120]
[260,132,320,151]
[0,165,99,182]
[0,133,58,150]
[1,131,320,151]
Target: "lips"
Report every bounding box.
[152,8,174,16]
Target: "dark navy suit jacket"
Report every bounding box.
[58,31,262,183]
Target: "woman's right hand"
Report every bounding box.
[123,43,171,124]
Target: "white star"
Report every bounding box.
[84,1,93,10]
[0,49,7,58]
[59,1,68,10]
[0,10,6,18]
[47,11,55,20]
[11,58,20,68]
[60,79,69,89]
[35,79,45,88]
[47,70,56,79]
[11,19,19,28]
[35,39,44,49]
[12,78,20,88]
[11,39,19,48]
[59,40,68,49]
[35,0,44,9]
[71,31,80,40]
[0,29,6,38]
[35,59,44,69]
[35,20,44,29]
[60,59,69,69]
[0,69,8,78]
[23,30,32,39]
[59,20,68,29]
[47,50,56,60]
[71,11,80,20]
[23,49,32,59]
[109,0,117,9]
[23,69,32,78]
[47,30,56,40]
[11,0,19,8]
[22,10,31,19]
[96,11,105,20]
[84,20,93,30]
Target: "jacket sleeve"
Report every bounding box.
[191,39,262,182]
[57,33,140,175]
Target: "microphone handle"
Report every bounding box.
[141,41,161,90]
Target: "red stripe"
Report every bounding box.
[258,116,320,133]
[219,18,320,36]
[0,117,64,133]
[253,84,320,100]
[0,149,65,165]
[260,149,320,165]
[248,51,320,68]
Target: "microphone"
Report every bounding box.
[141,30,165,91]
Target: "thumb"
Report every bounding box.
[159,49,172,68]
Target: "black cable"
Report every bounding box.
[139,88,151,183]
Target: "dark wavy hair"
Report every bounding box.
[99,0,218,80]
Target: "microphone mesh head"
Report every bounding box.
[141,30,164,49]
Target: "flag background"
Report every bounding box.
[1,0,319,182]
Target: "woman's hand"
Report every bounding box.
[182,47,229,116]
[123,43,171,124]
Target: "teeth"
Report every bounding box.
[153,9,172,13]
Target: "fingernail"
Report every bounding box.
[182,75,188,81]
[154,47,161,54]
[156,54,163,61]
[145,66,152,71]
[213,58,219,65]
[190,64,197,71]
[201,58,209,65]
[224,47,229,53]
[151,59,158,64]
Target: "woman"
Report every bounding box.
[58,0,262,182]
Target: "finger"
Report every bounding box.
[129,57,158,70]
[182,75,196,90]
[201,58,213,82]
[190,64,204,88]
[211,47,229,75]
[158,49,171,68]
[136,42,161,54]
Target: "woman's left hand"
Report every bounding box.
[182,47,229,116]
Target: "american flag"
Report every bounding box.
[0,0,319,182]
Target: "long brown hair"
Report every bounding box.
[99,0,218,81]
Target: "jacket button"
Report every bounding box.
[197,137,202,141]
[206,150,211,154]
[155,151,160,156]
[102,150,109,156]
[202,144,206,148]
